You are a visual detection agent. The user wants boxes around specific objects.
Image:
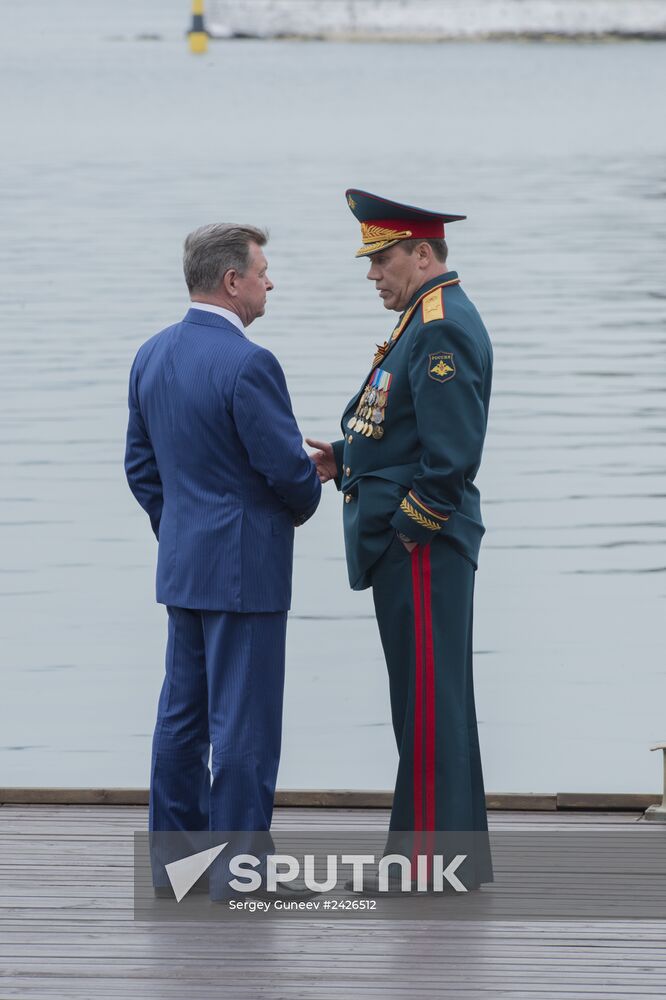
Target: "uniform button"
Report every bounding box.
[347,435,353,444]
[344,494,352,504]
[345,466,351,477]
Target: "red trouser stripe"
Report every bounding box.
[422,545,436,833]
[422,546,436,877]
[411,548,424,865]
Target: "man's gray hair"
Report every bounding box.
[183,223,268,294]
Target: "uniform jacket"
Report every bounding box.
[125,308,321,611]
[332,272,492,590]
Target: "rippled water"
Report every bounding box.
[1,0,665,793]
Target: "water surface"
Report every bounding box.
[1,1,665,793]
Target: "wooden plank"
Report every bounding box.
[486,793,557,811]
[1,984,653,1000]
[1,945,666,972]
[276,790,393,808]
[557,793,659,811]
[0,788,149,806]
[0,789,659,811]
[1,964,665,993]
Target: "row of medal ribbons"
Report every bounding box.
[347,367,392,439]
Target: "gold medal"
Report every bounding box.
[377,390,387,407]
[348,417,357,430]
[372,425,384,440]
[364,424,373,438]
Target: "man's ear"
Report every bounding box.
[416,241,432,268]
[222,268,238,297]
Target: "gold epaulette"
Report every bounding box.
[421,287,444,323]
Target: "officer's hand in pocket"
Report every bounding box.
[396,531,418,553]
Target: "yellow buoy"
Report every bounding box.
[189,0,208,54]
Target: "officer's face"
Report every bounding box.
[366,244,425,312]
[235,243,274,325]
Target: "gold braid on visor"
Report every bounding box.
[356,222,413,258]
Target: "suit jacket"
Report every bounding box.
[125,308,321,611]
[332,272,492,590]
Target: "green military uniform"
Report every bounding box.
[333,190,494,887]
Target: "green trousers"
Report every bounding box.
[370,534,493,885]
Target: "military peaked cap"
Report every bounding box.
[346,188,466,257]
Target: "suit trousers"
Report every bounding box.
[149,606,287,835]
[370,534,493,885]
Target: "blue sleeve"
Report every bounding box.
[124,356,163,539]
[232,347,321,524]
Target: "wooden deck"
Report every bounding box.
[1,804,664,999]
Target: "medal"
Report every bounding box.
[347,367,393,442]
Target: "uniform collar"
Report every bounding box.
[402,272,458,315]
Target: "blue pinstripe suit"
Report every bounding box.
[125,307,320,844]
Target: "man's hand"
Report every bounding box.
[397,531,418,553]
[305,439,337,484]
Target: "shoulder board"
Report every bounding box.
[421,287,445,324]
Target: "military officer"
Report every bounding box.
[307,189,494,891]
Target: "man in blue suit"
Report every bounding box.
[125,224,321,878]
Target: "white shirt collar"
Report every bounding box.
[188,301,245,334]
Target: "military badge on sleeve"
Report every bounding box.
[428,352,456,383]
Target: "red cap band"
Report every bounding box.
[373,217,445,239]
